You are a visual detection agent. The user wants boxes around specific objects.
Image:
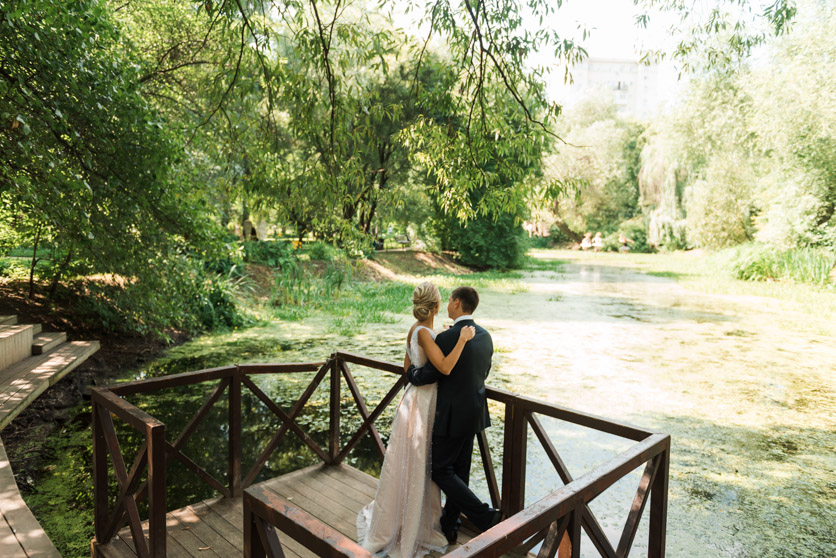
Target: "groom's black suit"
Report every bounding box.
[406,318,495,534]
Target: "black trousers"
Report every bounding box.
[431,432,493,532]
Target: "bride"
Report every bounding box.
[357,282,475,558]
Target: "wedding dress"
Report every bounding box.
[356,325,448,558]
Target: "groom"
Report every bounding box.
[406,286,502,544]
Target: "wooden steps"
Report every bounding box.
[0,340,100,430]
[31,332,66,355]
[0,314,100,555]
[0,437,61,557]
[0,325,34,372]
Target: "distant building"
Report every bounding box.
[557,58,674,120]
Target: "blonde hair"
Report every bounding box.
[412,282,441,321]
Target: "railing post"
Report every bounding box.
[501,401,527,517]
[648,439,670,558]
[230,366,243,497]
[568,504,582,558]
[92,398,108,545]
[329,356,340,463]
[147,423,167,558]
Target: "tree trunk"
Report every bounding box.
[48,247,73,301]
[28,225,41,299]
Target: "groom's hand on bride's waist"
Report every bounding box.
[406,363,441,386]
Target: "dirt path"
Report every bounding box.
[473,251,835,557]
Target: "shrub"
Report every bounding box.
[307,241,344,262]
[433,211,526,270]
[242,240,295,268]
[723,243,836,285]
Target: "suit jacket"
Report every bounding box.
[406,319,493,438]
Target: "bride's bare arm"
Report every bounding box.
[417,326,475,375]
[404,352,412,372]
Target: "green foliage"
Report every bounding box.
[720,243,836,286]
[242,241,295,268]
[306,241,343,262]
[542,94,645,239]
[434,210,527,270]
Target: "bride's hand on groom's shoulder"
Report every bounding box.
[459,325,475,342]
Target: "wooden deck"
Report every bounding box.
[95,464,487,558]
[0,437,61,557]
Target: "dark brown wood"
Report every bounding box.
[100,444,149,544]
[165,442,232,498]
[446,433,668,558]
[329,358,341,463]
[569,506,581,558]
[238,362,326,374]
[243,362,331,487]
[173,379,229,450]
[648,440,670,558]
[97,406,149,555]
[616,457,658,558]
[242,375,329,463]
[528,414,616,558]
[332,351,403,375]
[230,368,243,497]
[255,515,286,558]
[244,484,373,558]
[147,424,167,558]
[332,375,407,464]
[537,514,570,558]
[109,366,234,396]
[487,387,651,442]
[92,401,109,545]
[92,388,164,432]
[501,404,527,517]
[339,361,385,460]
[477,430,501,509]
[245,504,262,558]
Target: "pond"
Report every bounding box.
[32,250,836,557]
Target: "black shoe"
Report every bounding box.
[481,508,503,532]
[441,525,458,545]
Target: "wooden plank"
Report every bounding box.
[245,486,372,558]
[648,442,670,558]
[164,512,223,558]
[0,515,26,558]
[0,324,33,371]
[197,496,310,558]
[304,467,374,508]
[172,505,241,556]
[486,387,651,442]
[0,315,17,326]
[31,332,66,355]
[0,341,99,430]
[238,363,325,375]
[0,437,61,557]
[332,352,402,375]
[266,477,359,537]
[339,361,385,460]
[108,366,234,396]
[95,535,136,558]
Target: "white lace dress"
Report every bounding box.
[356,326,448,558]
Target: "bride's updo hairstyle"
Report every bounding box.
[412,282,441,321]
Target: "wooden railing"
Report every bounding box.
[91,351,669,558]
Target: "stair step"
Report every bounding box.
[0,340,100,430]
[31,324,42,335]
[31,332,67,355]
[0,315,16,326]
[0,325,34,372]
